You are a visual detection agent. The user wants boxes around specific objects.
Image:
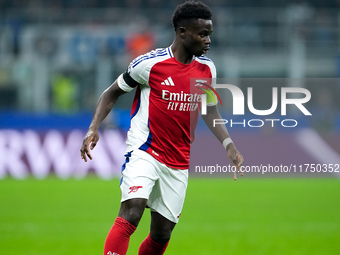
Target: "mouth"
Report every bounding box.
[202,47,210,54]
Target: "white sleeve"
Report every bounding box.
[117,52,154,93]
[126,53,153,86]
[117,73,135,92]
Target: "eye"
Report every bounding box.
[199,32,208,38]
[199,31,212,38]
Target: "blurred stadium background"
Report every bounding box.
[0,1,339,254]
[0,0,339,178]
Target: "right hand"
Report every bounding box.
[226,143,244,180]
[80,129,99,162]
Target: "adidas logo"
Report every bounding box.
[107,252,120,255]
[161,77,175,86]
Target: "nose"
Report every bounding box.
[205,36,211,44]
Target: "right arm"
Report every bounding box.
[80,79,126,162]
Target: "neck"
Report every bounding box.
[171,40,194,64]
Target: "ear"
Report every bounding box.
[179,26,186,38]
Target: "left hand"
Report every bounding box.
[226,143,244,180]
[80,128,99,162]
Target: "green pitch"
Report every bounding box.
[1,177,339,255]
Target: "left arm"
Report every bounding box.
[201,105,244,179]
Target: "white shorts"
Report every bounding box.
[120,149,189,223]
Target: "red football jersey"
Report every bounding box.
[117,46,216,169]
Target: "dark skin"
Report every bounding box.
[80,18,244,245]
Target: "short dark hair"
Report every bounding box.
[172,1,212,30]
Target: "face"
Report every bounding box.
[181,18,213,57]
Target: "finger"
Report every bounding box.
[86,144,93,160]
[239,166,244,176]
[90,133,100,150]
[81,148,89,162]
[80,137,92,162]
[237,155,244,176]
[81,152,88,162]
[90,140,97,150]
[236,154,244,167]
[86,152,92,161]
[234,166,243,180]
[80,143,88,162]
[229,151,237,166]
[230,152,238,180]
[85,135,96,159]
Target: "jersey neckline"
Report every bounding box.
[168,45,199,67]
